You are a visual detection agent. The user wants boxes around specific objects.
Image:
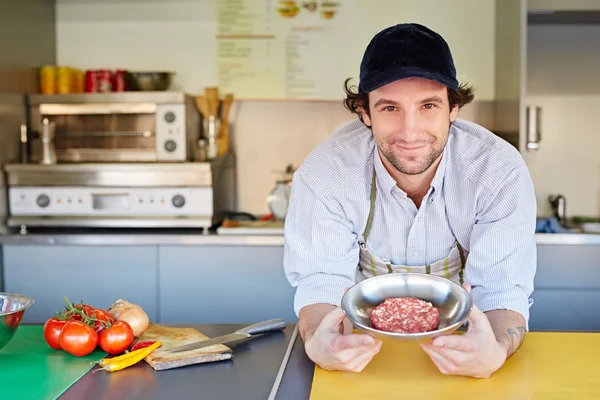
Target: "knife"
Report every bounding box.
[165,318,287,353]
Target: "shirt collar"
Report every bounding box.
[430,147,447,194]
[373,146,402,197]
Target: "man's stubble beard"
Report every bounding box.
[375,122,450,176]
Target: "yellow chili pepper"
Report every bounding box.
[96,341,162,367]
[97,341,162,372]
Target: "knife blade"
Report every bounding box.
[166,318,286,353]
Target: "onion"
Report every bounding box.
[108,299,149,337]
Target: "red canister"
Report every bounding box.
[113,69,127,92]
[84,70,97,93]
[96,70,112,92]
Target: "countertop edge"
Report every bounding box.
[0,233,598,246]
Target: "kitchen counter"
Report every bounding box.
[0,229,599,246]
[58,324,299,400]
[2,230,600,332]
[51,324,600,399]
[0,229,285,246]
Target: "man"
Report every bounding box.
[283,23,536,379]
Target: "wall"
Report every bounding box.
[524,24,600,218]
[0,0,57,234]
[55,0,499,214]
[0,0,56,93]
[56,1,600,219]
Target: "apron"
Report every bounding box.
[357,170,468,285]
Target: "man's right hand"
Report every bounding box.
[304,306,382,372]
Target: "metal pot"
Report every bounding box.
[124,72,174,91]
[267,164,295,220]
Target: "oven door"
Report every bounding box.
[33,102,158,163]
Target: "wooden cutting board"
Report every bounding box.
[136,323,233,371]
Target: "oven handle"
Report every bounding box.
[39,102,157,115]
[53,130,153,138]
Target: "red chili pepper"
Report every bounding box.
[130,341,159,352]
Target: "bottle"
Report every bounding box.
[195,138,208,162]
[40,118,57,165]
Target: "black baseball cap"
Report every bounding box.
[358,23,459,93]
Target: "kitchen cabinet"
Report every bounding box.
[2,245,159,323]
[493,0,600,155]
[520,96,600,218]
[158,245,297,324]
[529,244,600,331]
[3,239,598,331]
[528,0,600,11]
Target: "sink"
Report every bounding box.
[581,223,600,234]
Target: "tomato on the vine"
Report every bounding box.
[43,316,69,350]
[59,320,98,356]
[98,321,134,355]
[88,308,116,332]
[68,303,94,321]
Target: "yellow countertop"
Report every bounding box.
[310,332,600,400]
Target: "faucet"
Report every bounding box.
[548,194,567,226]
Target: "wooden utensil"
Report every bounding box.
[204,87,220,118]
[136,323,232,371]
[194,96,209,119]
[218,93,234,155]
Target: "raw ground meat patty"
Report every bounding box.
[369,297,440,333]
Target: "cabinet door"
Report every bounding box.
[529,244,600,331]
[2,245,159,323]
[494,0,527,151]
[522,97,600,218]
[158,246,296,324]
[528,0,600,11]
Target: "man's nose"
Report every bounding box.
[398,112,421,140]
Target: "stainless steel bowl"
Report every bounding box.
[124,71,174,91]
[341,273,472,342]
[0,293,35,351]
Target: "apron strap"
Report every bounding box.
[362,168,377,242]
[456,241,467,285]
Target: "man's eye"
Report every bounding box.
[384,106,396,111]
[423,103,435,109]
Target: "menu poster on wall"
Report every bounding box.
[217,0,360,100]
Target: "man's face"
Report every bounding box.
[361,77,459,176]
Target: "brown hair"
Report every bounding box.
[343,78,475,124]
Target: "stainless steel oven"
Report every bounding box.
[26,92,199,163]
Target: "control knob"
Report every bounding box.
[36,194,51,208]
[164,140,177,152]
[164,111,176,123]
[172,194,185,208]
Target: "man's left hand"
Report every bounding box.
[420,285,509,378]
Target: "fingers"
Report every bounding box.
[431,334,476,352]
[345,341,382,372]
[341,316,353,335]
[320,306,348,333]
[330,332,378,352]
[463,283,471,293]
[466,303,490,331]
[421,344,454,374]
[423,343,468,365]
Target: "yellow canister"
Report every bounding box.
[39,65,56,94]
[56,66,71,94]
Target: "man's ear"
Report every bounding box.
[359,105,372,127]
[449,104,459,122]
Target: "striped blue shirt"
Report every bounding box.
[283,118,537,327]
